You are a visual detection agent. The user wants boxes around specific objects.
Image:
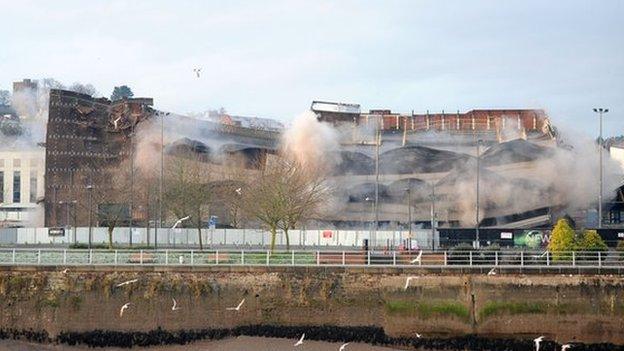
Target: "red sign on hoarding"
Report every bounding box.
[322,230,333,238]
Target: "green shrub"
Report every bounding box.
[575,230,608,261]
[577,230,608,251]
[548,218,575,260]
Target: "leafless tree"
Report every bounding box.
[164,151,213,250]
[238,156,331,252]
[83,164,133,249]
[68,82,99,97]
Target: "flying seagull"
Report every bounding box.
[119,303,131,317]
[235,188,242,195]
[172,215,191,229]
[294,333,305,347]
[171,298,180,311]
[410,250,423,264]
[115,279,138,287]
[193,68,202,78]
[487,267,497,276]
[534,336,544,351]
[226,298,245,311]
[561,344,571,351]
[339,342,349,350]
[404,276,417,290]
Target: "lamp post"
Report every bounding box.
[374,115,381,247]
[86,184,93,249]
[404,183,412,253]
[129,122,135,247]
[430,182,436,250]
[365,196,374,248]
[475,140,483,248]
[593,108,609,229]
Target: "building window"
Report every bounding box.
[13,171,20,203]
[13,159,20,168]
[0,159,4,168]
[30,173,37,203]
[0,171,3,202]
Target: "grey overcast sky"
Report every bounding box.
[0,0,622,136]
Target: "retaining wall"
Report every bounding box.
[0,266,622,345]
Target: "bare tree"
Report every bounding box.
[68,82,98,97]
[164,151,213,250]
[238,156,331,252]
[84,166,132,249]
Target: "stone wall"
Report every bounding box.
[0,266,622,345]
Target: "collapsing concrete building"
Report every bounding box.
[44,90,155,228]
[43,94,619,232]
[313,101,619,230]
[44,90,278,229]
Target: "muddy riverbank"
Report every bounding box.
[0,266,623,347]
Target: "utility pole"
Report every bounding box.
[475,140,482,249]
[157,112,164,249]
[374,115,380,249]
[593,108,609,229]
[406,182,412,240]
[87,184,93,249]
[129,122,134,247]
[431,182,436,250]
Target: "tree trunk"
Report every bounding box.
[285,228,290,251]
[108,226,114,250]
[270,225,277,253]
[197,225,203,251]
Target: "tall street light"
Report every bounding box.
[475,140,483,248]
[365,196,374,248]
[430,182,436,250]
[86,184,93,249]
[593,108,609,228]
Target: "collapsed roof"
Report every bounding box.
[380,145,471,174]
[481,139,553,165]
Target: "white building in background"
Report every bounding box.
[0,147,45,227]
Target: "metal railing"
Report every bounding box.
[0,248,623,270]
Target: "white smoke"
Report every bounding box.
[6,84,50,146]
[280,110,340,172]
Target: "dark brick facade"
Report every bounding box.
[44,90,154,227]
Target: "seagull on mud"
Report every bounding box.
[115,279,138,288]
[294,333,305,347]
[534,336,544,351]
[119,303,131,317]
[415,333,422,338]
[171,298,180,311]
[226,298,245,311]
[410,250,423,264]
[404,276,417,290]
[193,68,202,78]
[339,342,349,350]
[60,268,69,274]
[561,344,571,351]
[487,267,497,276]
